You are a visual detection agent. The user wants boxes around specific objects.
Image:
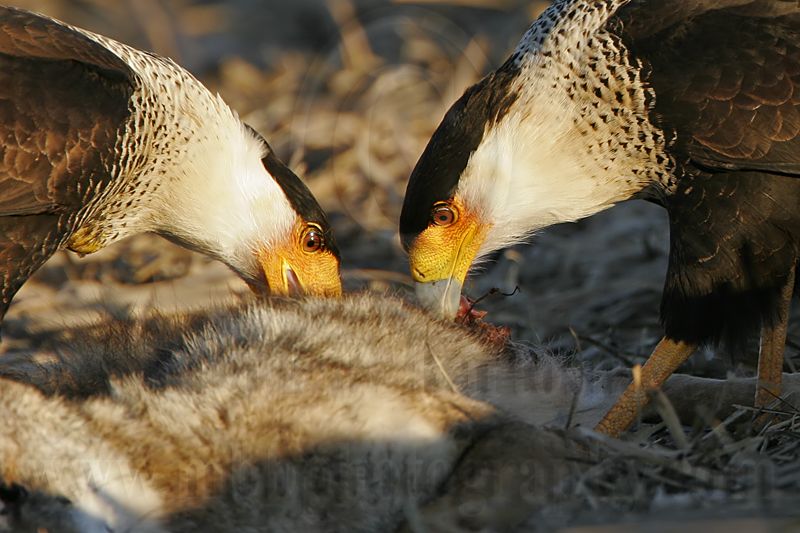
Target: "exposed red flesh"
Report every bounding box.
[456,295,511,348]
[456,295,487,321]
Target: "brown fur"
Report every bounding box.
[0,293,593,531]
[1,293,798,531]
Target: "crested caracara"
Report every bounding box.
[0,7,341,326]
[400,0,800,436]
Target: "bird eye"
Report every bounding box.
[301,225,325,253]
[431,203,456,227]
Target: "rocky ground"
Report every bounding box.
[3,0,800,530]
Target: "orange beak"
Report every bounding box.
[258,242,342,298]
[408,203,489,318]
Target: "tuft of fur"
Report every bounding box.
[0,293,595,532]
[1,292,792,531]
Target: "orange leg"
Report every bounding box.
[595,338,696,438]
[755,266,795,410]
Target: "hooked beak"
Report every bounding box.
[258,249,342,297]
[415,278,464,320]
[284,266,302,296]
[409,216,488,319]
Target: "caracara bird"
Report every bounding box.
[0,7,341,325]
[400,0,800,437]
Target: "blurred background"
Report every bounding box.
[3,0,703,379]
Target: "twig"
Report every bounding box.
[648,388,689,450]
[568,326,582,352]
[424,334,459,394]
[327,0,380,71]
[573,334,638,367]
[462,286,520,319]
[564,372,584,431]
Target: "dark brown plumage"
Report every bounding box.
[616,3,800,348]
[0,9,133,314]
[0,8,342,324]
[400,0,800,436]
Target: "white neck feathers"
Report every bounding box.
[100,33,296,276]
[457,0,669,262]
[151,113,296,273]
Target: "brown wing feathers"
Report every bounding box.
[622,3,800,174]
[0,7,135,323]
[619,2,800,347]
[687,24,800,164]
[0,7,132,75]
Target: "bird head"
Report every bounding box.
[250,217,341,298]
[400,72,514,319]
[157,123,341,298]
[250,147,342,298]
[401,60,640,318]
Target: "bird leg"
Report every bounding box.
[755,266,795,410]
[595,338,697,438]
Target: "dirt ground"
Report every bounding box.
[3,0,800,530]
